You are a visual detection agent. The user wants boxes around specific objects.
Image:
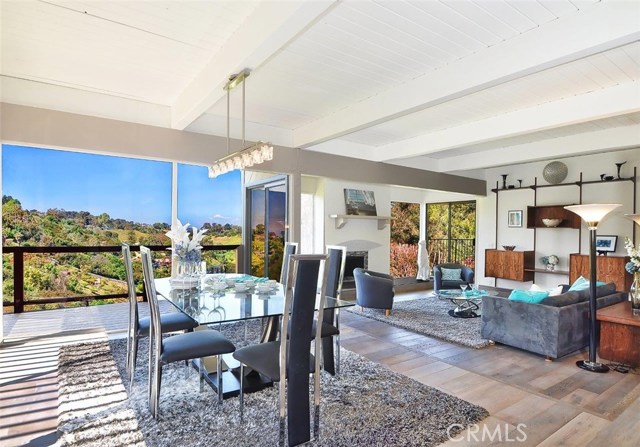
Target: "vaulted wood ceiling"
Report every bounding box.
[2,0,639,175]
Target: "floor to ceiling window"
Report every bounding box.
[245,176,287,279]
[177,164,241,273]
[2,145,242,313]
[390,201,420,277]
[426,201,476,268]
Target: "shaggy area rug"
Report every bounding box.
[347,297,492,349]
[56,326,489,446]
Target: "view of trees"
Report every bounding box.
[2,195,241,313]
[426,201,476,267]
[390,202,420,277]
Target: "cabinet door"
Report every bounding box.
[570,254,632,291]
[485,250,503,278]
[504,251,524,281]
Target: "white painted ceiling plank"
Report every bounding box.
[292,2,640,148]
[374,83,640,161]
[479,0,539,32]
[171,0,339,130]
[536,0,578,18]
[375,0,487,52]
[411,0,503,46]
[350,1,471,56]
[323,13,448,67]
[509,0,558,24]
[441,0,519,39]
[436,126,640,172]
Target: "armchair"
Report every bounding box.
[433,263,474,292]
[353,268,394,315]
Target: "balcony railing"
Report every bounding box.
[428,238,475,268]
[3,244,240,313]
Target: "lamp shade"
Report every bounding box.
[625,214,640,226]
[564,204,621,228]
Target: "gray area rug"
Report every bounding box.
[56,324,489,447]
[348,297,492,349]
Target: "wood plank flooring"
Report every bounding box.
[2,293,640,446]
[340,301,640,446]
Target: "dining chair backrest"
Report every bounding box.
[325,245,347,300]
[323,245,346,324]
[279,242,298,285]
[140,246,162,359]
[279,254,328,446]
[122,243,139,334]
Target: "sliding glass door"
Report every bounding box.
[245,176,288,279]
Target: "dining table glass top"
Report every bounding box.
[155,274,355,326]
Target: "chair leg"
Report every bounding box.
[152,362,162,419]
[199,358,205,392]
[335,334,341,377]
[239,364,245,422]
[217,355,223,406]
[129,335,139,394]
[147,336,153,403]
[278,377,286,447]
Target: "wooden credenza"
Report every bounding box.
[569,254,632,291]
[597,302,640,367]
[485,249,534,282]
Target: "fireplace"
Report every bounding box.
[343,251,368,289]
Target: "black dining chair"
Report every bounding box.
[318,245,346,376]
[140,246,236,418]
[233,254,329,447]
[279,242,298,285]
[123,243,198,393]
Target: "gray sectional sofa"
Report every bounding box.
[481,283,626,359]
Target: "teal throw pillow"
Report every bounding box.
[441,268,462,281]
[508,289,549,304]
[568,276,605,291]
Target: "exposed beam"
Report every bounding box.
[292,1,640,148]
[171,1,337,130]
[374,83,640,161]
[437,126,640,173]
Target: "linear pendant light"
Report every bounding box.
[208,69,273,178]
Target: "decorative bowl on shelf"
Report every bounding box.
[542,218,563,227]
[502,245,516,251]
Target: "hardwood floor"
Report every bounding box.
[340,302,640,446]
[2,294,640,446]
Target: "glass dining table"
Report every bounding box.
[155,274,355,397]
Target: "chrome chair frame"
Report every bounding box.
[322,245,346,375]
[140,246,234,418]
[123,243,197,394]
[237,254,329,446]
[279,241,298,286]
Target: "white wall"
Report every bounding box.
[477,148,640,289]
[323,179,391,273]
[321,179,481,274]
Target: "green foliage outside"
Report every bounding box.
[2,195,241,313]
[426,201,476,267]
[250,224,284,280]
[390,202,421,277]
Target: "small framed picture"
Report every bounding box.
[508,210,523,228]
[595,235,618,253]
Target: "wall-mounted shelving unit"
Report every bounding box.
[487,167,637,285]
[329,214,390,230]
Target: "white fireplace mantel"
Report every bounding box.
[329,214,391,230]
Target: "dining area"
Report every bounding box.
[124,242,353,447]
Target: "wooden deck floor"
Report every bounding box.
[2,292,640,446]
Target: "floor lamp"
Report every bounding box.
[565,203,621,373]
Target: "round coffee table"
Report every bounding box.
[435,289,493,318]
